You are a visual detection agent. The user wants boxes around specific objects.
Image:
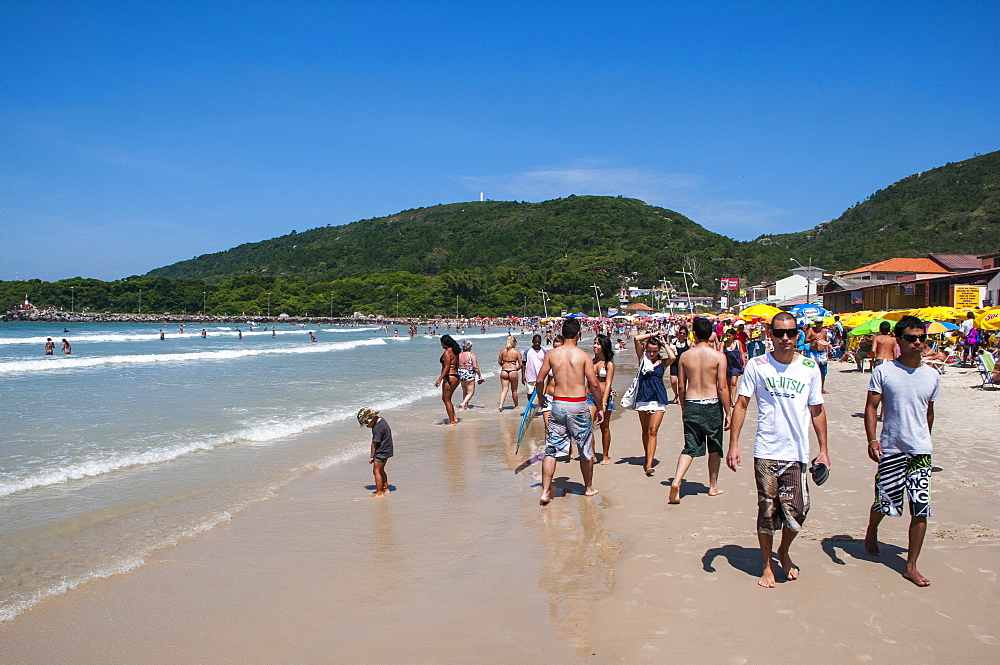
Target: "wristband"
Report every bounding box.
[869,439,880,445]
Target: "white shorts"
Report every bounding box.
[636,400,666,412]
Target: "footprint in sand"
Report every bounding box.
[969,626,1000,645]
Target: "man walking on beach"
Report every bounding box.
[535,318,605,505]
[669,317,731,504]
[863,315,939,587]
[727,311,830,588]
[523,334,547,400]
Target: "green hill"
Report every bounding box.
[148,195,784,287]
[763,150,1000,270]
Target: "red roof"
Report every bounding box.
[624,302,654,311]
[928,253,982,270]
[842,258,953,276]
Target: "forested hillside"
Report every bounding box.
[761,150,1000,270]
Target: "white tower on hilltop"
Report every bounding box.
[480,192,484,202]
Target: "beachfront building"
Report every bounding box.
[822,252,1000,312]
[767,266,827,307]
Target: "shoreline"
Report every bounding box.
[1,355,998,663]
[2,310,450,326]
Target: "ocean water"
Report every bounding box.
[0,321,508,621]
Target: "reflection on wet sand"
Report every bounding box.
[537,493,623,657]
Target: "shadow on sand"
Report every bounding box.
[821,534,908,575]
[702,544,760,577]
[661,479,711,498]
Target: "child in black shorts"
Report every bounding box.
[358,408,393,497]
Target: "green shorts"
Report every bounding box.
[682,400,724,457]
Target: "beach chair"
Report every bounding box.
[975,352,998,390]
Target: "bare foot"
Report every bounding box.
[600,457,611,465]
[778,551,799,580]
[498,407,504,412]
[668,485,681,504]
[864,528,880,556]
[368,492,385,499]
[539,492,552,506]
[903,568,931,587]
[584,488,600,497]
[758,570,776,588]
[822,390,830,394]
[645,467,655,477]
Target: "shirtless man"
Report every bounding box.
[871,321,897,367]
[535,318,605,505]
[669,317,731,503]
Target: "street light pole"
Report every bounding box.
[267,292,271,318]
[203,291,207,314]
[538,290,549,318]
[675,271,695,312]
[138,288,142,314]
[71,286,74,313]
[589,284,603,317]
[330,293,334,318]
[395,293,399,319]
[790,257,813,306]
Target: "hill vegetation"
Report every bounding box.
[4,152,997,317]
[759,150,1000,270]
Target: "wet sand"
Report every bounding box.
[1,356,998,663]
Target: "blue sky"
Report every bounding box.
[3,1,998,281]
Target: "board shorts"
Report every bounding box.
[636,400,666,412]
[373,456,389,464]
[872,452,932,517]
[585,392,616,411]
[681,399,724,457]
[544,398,595,461]
[457,368,476,382]
[754,459,809,535]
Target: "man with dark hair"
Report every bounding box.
[872,320,897,367]
[535,317,605,505]
[522,334,547,400]
[864,315,939,587]
[727,311,830,588]
[669,317,731,503]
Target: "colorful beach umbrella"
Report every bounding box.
[788,304,831,319]
[849,318,891,336]
[740,304,783,320]
[881,309,912,322]
[974,307,1000,330]
[925,321,958,334]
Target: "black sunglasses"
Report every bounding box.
[900,333,927,343]
[771,328,798,338]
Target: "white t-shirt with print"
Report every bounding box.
[738,352,824,463]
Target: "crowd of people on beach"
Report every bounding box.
[373,309,999,589]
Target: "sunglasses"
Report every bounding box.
[771,328,798,338]
[900,333,928,343]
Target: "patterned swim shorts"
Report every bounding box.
[754,459,809,535]
[545,399,595,461]
[873,453,932,517]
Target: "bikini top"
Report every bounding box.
[598,366,607,378]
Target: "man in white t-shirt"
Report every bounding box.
[727,311,830,588]
[863,315,940,587]
[522,334,547,398]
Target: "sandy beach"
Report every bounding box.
[1,355,998,664]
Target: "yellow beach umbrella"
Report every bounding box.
[974,307,1000,330]
[881,309,912,322]
[842,311,876,327]
[740,304,783,320]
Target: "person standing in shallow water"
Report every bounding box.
[863,315,939,587]
[44,338,55,355]
[359,407,393,498]
[435,334,461,425]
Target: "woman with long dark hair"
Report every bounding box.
[435,334,461,425]
[590,334,616,464]
[633,330,676,476]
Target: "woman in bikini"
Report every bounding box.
[497,336,522,411]
[669,325,689,403]
[457,340,484,410]
[590,334,616,464]
[633,330,676,476]
[435,334,461,425]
